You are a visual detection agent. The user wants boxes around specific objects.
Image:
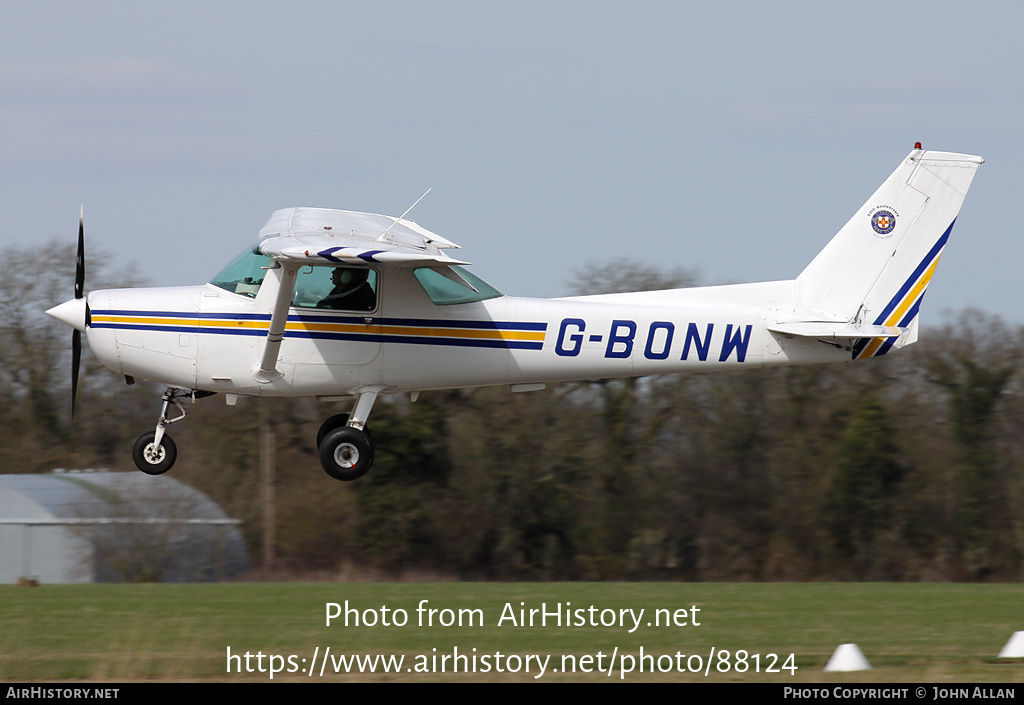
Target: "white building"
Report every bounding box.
[0,471,249,583]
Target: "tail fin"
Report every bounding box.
[794,147,983,357]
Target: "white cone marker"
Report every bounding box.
[824,643,872,671]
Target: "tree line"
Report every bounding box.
[3,243,1021,581]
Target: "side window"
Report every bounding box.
[413,266,502,305]
[292,267,378,311]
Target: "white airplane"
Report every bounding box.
[47,145,982,481]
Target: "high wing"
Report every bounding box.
[257,207,469,267]
[252,207,471,382]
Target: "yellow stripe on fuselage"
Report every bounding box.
[91,314,546,342]
[90,315,264,329]
[377,325,545,342]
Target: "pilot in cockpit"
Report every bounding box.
[317,267,376,311]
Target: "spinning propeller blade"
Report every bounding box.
[72,329,81,415]
[72,207,85,415]
[75,207,85,299]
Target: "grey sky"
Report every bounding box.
[2,1,1020,321]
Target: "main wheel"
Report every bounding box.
[316,413,349,449]
[318,426,374,481]
[132,432,177,475]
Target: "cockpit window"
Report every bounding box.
[210,247,271,297]
[413,266,502,305]
[292,266,378,311]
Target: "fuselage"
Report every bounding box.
[83,265,848,399]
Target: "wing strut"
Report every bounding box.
[253,263,298,382]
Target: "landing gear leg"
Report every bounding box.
[133,387,189,475]
[318,388,381,481]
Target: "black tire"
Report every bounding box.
[316,413,349,449]
[316,413,371,448]
[318,426,374,481]
[132,432,177,475]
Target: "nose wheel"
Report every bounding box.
[132,432,177,475]
[132,387,192,476]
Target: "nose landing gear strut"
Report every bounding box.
[132,388,209,475]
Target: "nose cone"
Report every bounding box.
[46,297,88,332]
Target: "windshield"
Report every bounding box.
[210,247,271,297]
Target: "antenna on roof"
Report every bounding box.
[377,188,432,242]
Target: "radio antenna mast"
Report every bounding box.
[377,188,431,242]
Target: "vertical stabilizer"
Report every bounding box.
[795,147,982,356]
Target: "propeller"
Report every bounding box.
[44,207,91,417]
[72,207,85,415]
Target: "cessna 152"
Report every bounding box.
[47,145,982,481]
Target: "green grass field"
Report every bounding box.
[1,582,1021,682]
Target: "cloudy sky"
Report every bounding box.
[2,1,1021,322]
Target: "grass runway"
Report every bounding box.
[1,582,1021,682]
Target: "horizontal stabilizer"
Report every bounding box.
[768,321,905,339]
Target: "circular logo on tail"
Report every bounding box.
[870,209,896,236]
